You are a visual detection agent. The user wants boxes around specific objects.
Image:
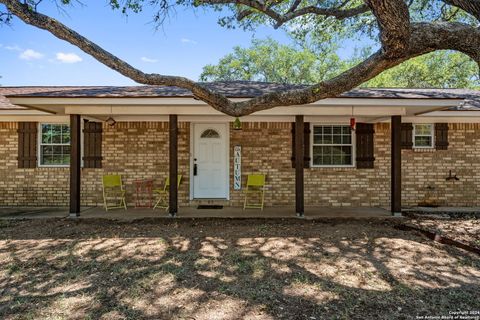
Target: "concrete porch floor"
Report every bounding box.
[0,206,392,220]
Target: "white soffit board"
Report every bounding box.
[5,97,466,117]
[421,111,480,117]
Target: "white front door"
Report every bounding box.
[193,123,229,199]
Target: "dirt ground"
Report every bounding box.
[0,218,479,320]
[405,216,480,250]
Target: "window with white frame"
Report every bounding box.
[413,124,434,148]
[312,125,354,166]
[39,124,71,166]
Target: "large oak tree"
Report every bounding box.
[1,0,479,116]
[200,38,480,88]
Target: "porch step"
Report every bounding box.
[189,199,231,207]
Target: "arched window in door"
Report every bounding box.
[200,129,220,139]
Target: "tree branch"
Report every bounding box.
[226,22,480,115]
[0,0,235,112]
[365,0,410,58]
[443,0,480,21]
[197,0,370,28]
[1,0,480,117]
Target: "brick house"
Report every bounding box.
[1,82,479,216]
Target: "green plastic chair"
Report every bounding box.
[153,175,182,211]
[102,175,127,211]
[244,174,266,210]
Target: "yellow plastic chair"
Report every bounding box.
[153,175,182,211]
[244,174,266,210]
[102,175,127,211]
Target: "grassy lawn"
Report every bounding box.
[0,218,479,320]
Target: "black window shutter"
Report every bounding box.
[17,122,37,168]
[355,123,375,169]
[291,122,311,168]
[291,122,296,168]
[303,123,311,168]
[83,121,103,168]
[401,123,413,149]
[435,123,449,150]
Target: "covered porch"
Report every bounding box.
[4,86,476,217]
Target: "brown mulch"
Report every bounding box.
[0,218,479,320]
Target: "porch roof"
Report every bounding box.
[1,82,480,122]
[2,81,480,106]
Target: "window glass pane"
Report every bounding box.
[413,124,433,147]
[341,146,351,156]
[312,125,353,166]
[332,146,342,155]
[63,145,71,155]
[62,125,71,144]
[415,136,432,147]
[41,124,51,143]
[62,155,70,165]
[42,145,53,155]
[344,155,351,165]
[332,135,342,144]
[50,125,62,143]
[52,145,63,155]
[321,156,331,165]
[313,135,322,144]
[43,156,54,165]
[415,124,432,135]
[322,146,332,156]
[342,134,351,144]
[39,123,71,165]
[332,156,343,165]
[201,129,220,138]
[312,146,322,165]
[312,145,352,166]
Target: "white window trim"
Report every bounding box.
[37,122,84,168]
[310,123,356,168]
[413,123,435,149]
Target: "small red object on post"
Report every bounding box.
[350,117,356,131]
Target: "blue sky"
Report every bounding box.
[0,1,357,86]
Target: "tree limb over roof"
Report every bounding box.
[1,0,480,116]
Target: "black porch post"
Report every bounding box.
[295,115,305,216]
[391,115,402,216]
[69,114,81,217]
[169,114,178,216]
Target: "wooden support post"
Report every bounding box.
[295,115,305,216]
[391,115,402,216]
[169,115,178,216]
[69,114,81,217]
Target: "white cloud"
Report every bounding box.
[180,38,197,45]
[56,52,83,63]
[141,56,158,63]
[19,49,44,60]
[5,45,22,52]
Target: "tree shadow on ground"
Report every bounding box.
[0,218,479,320]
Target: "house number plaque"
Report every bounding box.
[234,145,241,190]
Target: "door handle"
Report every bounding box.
[194,163,198,176]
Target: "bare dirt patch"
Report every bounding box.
[0,218,479,320]
[405,216,480,250]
